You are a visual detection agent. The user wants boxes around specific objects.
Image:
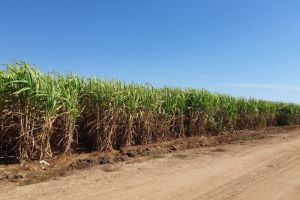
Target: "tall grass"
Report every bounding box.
[1,62,300,160]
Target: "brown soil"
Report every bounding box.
[1,126,300,199]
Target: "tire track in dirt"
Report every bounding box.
[196,146,300,200]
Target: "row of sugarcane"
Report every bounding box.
[1,62,300,160]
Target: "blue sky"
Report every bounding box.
[1,0,300,103]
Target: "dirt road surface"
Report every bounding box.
[2,129,300,200]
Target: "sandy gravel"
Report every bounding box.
[2,129,300,200]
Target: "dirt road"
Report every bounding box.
[2,129,300,200]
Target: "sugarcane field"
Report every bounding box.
[2,1,300,199]
[1,63,300,199]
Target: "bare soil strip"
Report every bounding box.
[1,128,300,200]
